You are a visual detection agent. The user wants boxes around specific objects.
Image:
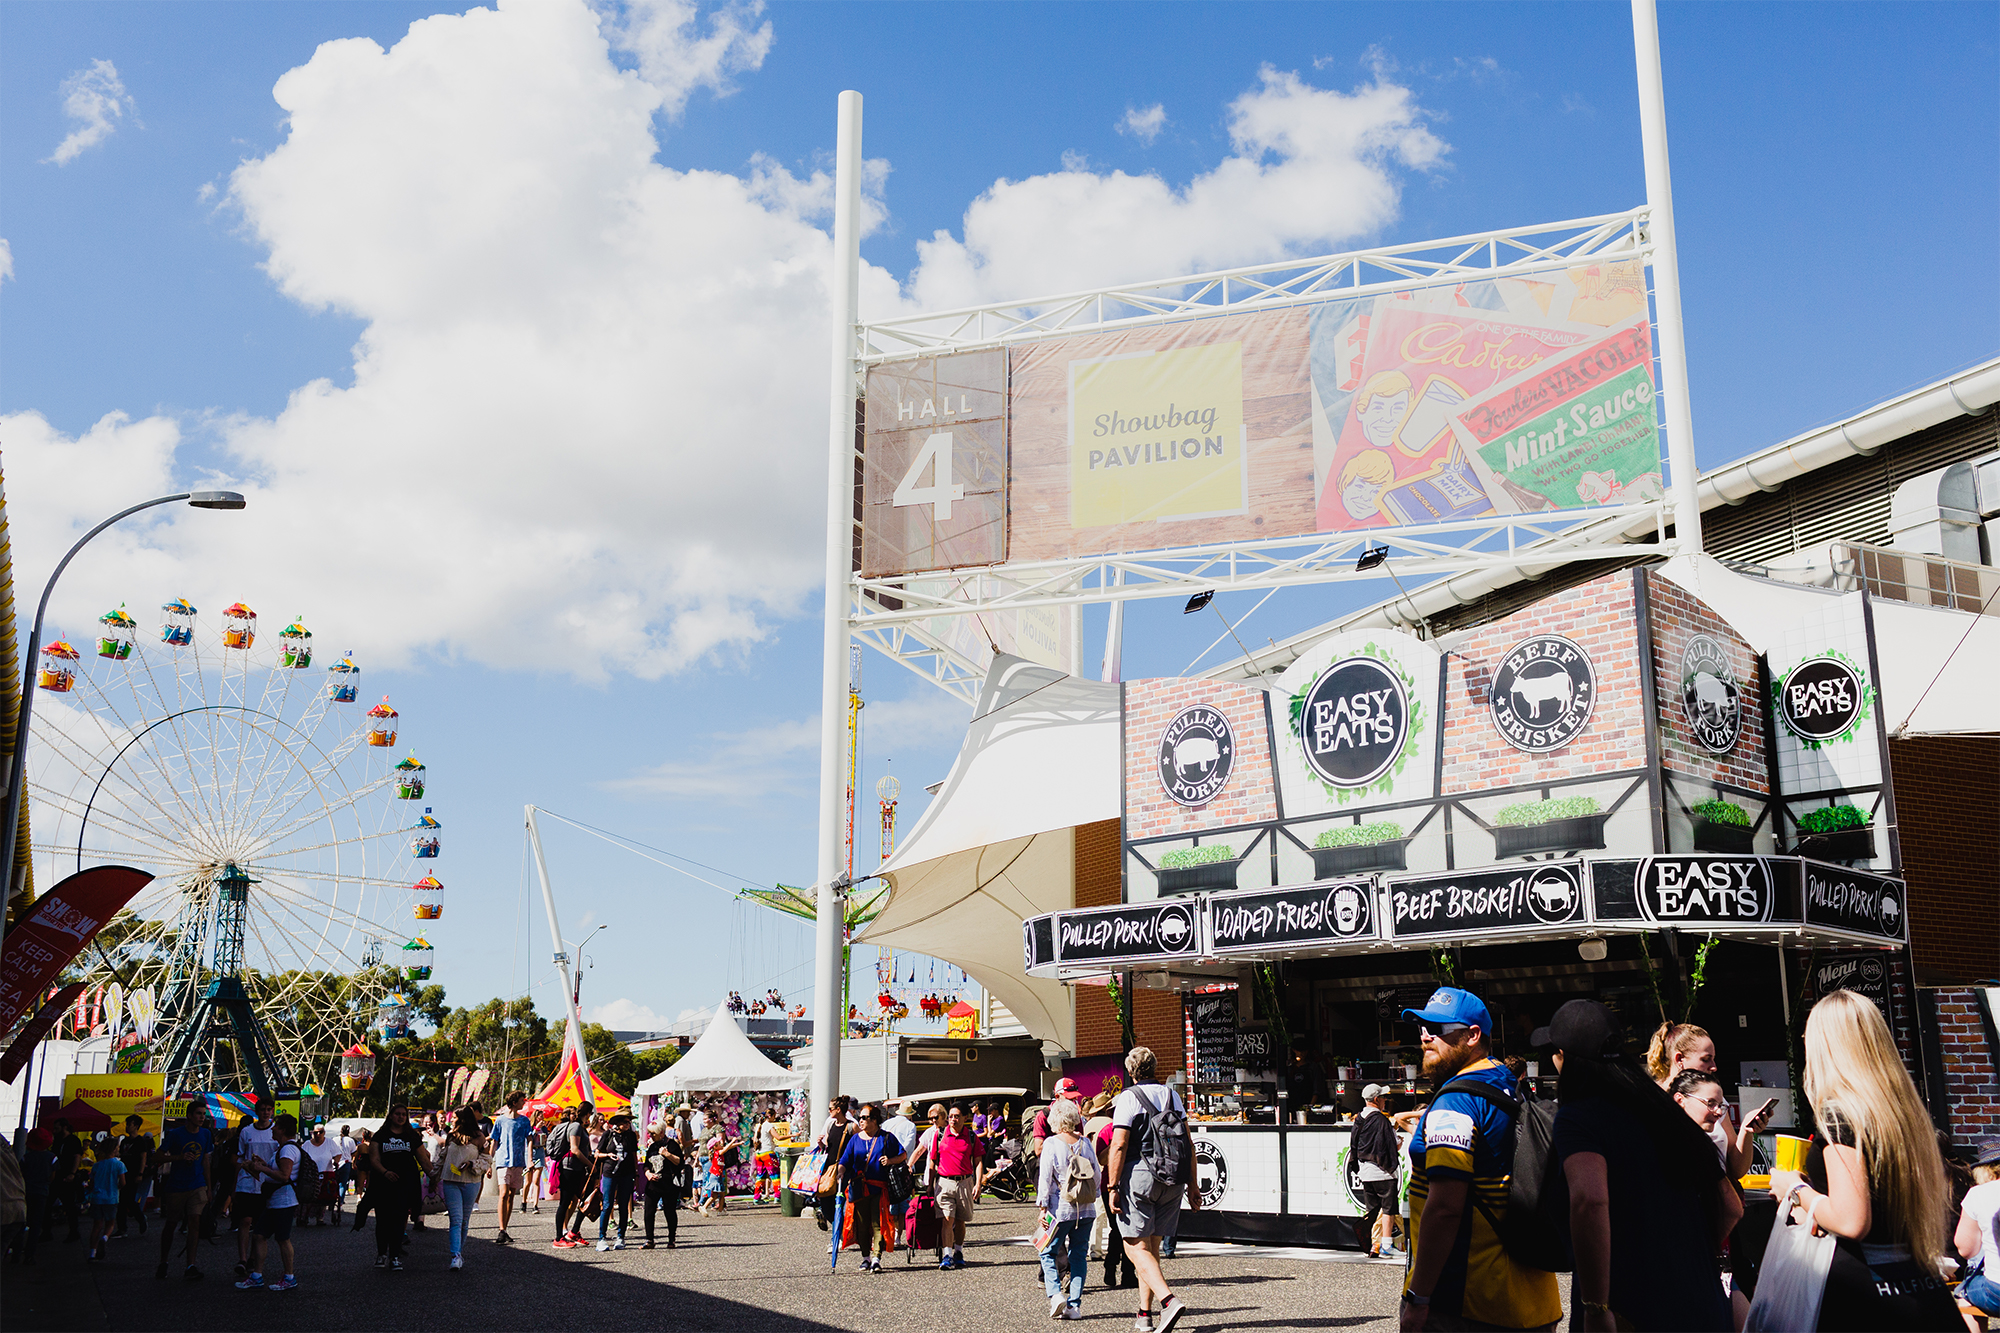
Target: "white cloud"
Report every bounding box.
[1117,103,1167,145]
[595,0,773,117]
[46,59,137,165]
[588,997,673,1030]
[909,65,1444,310]
[603,690,970,801]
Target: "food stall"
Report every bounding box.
[1028,852,1906,1247]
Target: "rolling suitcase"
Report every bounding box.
[902,1190,941,1263]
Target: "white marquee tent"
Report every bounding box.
[632,1004,806,1109]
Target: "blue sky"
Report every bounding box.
[4,0,1995,1036]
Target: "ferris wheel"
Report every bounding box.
[26,598,434,1099]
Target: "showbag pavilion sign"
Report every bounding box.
[1489,634,1598,754]
[1069,342,1247,526]
[1273,630,1439,814]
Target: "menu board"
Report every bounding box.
[1188,991,1238,1079]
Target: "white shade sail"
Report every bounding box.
[632,1004,805,1095]
[859,657,1123,1049]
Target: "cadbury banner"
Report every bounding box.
[860,264,1666,575]
[0,866,152,1033]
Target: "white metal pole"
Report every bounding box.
[525,806,593,1093]
[1631,0,1704,553]
[812,90,864,1137]
[1100,569,1125,682]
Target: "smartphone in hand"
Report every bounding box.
[1748,1097,1780,1130]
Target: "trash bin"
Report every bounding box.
[779,1146,804,1217]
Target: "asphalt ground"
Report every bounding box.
[6,1192,1422,1332]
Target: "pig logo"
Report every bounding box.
[1679,635,1742,754]
[1490,634,1597,755]
[1157,704,1237,808]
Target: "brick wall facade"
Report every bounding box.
[1643,569,1771,794]
[1888,737,2000,986]
[1074,818,1122,909]
[1123,679,1278,841]
[1439,572,1649,797]
[1072,815,1185,1072]
[1933,987,2000,1145]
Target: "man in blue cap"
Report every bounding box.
[1397,987,1559,1333]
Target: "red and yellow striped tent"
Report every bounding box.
[527,1045,628,1113]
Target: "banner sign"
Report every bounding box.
[1205,879,1377,955]
[1803,863,1906,943]
[1052,900,1200,971]
[0,866,152,1033]
[861,265,1664,576]
[60,1072,167,1139]
[1589,856,1780,925]
[0,983,86,1084]
[1386,861,1587,939]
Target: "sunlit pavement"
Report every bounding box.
[5,1196,1415,1332]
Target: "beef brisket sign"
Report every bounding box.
[1206,879,1376,955]
[1386,861,1587,940]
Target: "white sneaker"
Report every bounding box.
[1156,1295,1188,1333]
[1051,1294,1066,1319]
[449,1255,463,1270]
[595,1239,611,1252]
[1063,1308,1083,1321]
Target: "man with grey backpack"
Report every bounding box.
[1102,1047,1200,1333]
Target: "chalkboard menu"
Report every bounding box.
[1385,861,1587,940]
[1812,952,1893,1028]
[1187,991,1238,1079]
[1236,1028,1274,1070]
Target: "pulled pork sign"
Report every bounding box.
[1804,864,1906,943]
[1206,879,1376,955]
[1387,861,1586,940]
[1053,900,1200,969]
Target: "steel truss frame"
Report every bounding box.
[845,207,1677,700]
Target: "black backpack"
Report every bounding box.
[1431,1077,1570,1273]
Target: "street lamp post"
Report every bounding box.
[1,490,247,946]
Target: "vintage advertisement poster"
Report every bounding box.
[61,1072,168,1138]
[1270,628,1441,816]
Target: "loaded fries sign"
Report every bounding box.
[1206,879,1376,955]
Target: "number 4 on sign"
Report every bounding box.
[892,432,965,521]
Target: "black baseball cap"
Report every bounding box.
[1530,999,1620,1059]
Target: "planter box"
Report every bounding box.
[1311,839,1410,878]
[1692,817,1756,855]
[1493,814,1608,859]
[1793,825,1876,863]
[1156,856,1244,894]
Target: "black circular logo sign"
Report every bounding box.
[1490,635,1597,754]
[1858,956,1885,986]
[1154,902,1196,953]
[1780,656,1863,742]
[1300,656,1408,787]
[1193,1138,1228,1210]
[1158,705,1235,807]
[1325,881,1373,939]
[1679,635,1742,755]
[1524,866,1585,925]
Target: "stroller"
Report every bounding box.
[902,1190,943,1264]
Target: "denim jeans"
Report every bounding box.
[1040,1217,1093,1309]
[598,1175,632,1239]
[1964,1270,2000,1316]
[441,1181,479,1258]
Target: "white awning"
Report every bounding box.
[632,1004,805,1096]
[859,657,1123,1049]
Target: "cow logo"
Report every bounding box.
[1154,903,1196,953]
[1524,866,1584,925]
[1158,705,1236,807]
[1778,655,1866,744]
[1193,1139,1228,1209]
[1490,635,1596,754]
[1679,635,1742,754]
[1326,882,1372,938]
[1299,656,1408,787]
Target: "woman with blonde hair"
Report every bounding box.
[1768,989,1958,1330]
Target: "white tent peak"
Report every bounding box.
[632,1001,805,1095]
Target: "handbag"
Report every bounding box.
[1744,1185,1837,1332]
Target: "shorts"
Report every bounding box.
[499,1166,525,1192]
[231,1191,265,1229]
[91,1202,117,1222]
[258,1205,297,1243]
[160,1187,209,1223]
[1118,1185,1182,1240]
[1356,1177,1396,1220]
[936,1175,977,1222]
